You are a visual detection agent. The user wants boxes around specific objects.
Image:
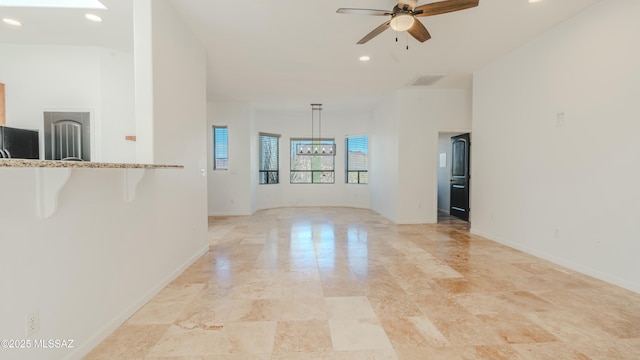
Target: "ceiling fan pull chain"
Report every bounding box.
[406,31,409,50]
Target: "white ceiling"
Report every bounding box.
[0,0,131,51]
[0,0,602,111]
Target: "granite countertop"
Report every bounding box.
[0,159,184,169]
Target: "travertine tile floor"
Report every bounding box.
[86,207,640,359]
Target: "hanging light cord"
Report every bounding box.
[318,106,322,143]
[406,31,409,50]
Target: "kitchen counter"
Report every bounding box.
[0,158,183,169]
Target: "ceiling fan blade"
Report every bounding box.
[407,20,431,42]
[357,20,391,44]
[336,8,393,16]
[398,0,418,10]
[414,0,479,17]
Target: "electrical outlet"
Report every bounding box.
[25,311,40,337]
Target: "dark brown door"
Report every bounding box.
[450,133,470,221]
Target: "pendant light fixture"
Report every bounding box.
[296,104,336,156]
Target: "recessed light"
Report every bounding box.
[2,18,22,26]
[359,55,370,62]
[85,13,102,22]
[529,0,543,3]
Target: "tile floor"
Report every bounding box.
[86,207,640,359]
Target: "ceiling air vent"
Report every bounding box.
[408,74,446,87]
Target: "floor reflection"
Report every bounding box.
[85,207,640,360]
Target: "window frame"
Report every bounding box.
[259,132,280,184]
[345,135,368,185]
[290,138,336,184]
[212,126,228,171]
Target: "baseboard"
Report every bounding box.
[471,227,640,295]
[66,244,209,360]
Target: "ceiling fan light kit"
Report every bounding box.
[390,13,415,31]
[337,0,479,45]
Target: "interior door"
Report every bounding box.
[450,133,470,221]
[44,111,91,161]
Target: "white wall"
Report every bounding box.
[370,95,400,222]
[0,1,209,359]
[0,44,136,163]
[471,0,640,293]
[205,91,471,222]
[0,167,207,360]
[206,104,372,215]
[99,49,136,163]
[147,0,209,291]
[253,108,372,211]
[133,0,154,164]
[396,88,472,224]
[207,102,253,216]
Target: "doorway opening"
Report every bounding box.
[437,131,471,223]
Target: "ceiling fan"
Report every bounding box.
[337,0,479,44]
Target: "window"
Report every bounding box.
[259,133,279,184]
[290,138,335,184]
[213,126,228,170]
[346,136,368,184]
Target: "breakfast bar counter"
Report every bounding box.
[0,159,184,219]
[0,158,183,169]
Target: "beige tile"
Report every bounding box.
[223,321,276,354]
[329,319,393,351]
[431,314,507,346]
[84,324,168,359]
[395,345,525,360]
[365,278,407,298]
[271,352,334,360]
[281,281,325,298]
[524,311,617,343]
[453,292,509,315]
[512,343,591,360]
[324,296,377,320]
[380,316,449,348]
[146,325,229,357]
[126,301,189,325]
[85,208,640,360]
[394,277,441,296]
[367,295,423,318]
[411,293,470,320]
[145,357,271,360]
[278,297,328,321]
[151,284,206,302]
[228,278,283,299]
[476,312,559,344]
[495,291,557,313]
[227,299,281,321]
[273,320,333,353]
[333,349,399,359]
[572,338,640,360]
[415,260,464,279]
[321,279,368,297]
[472,345,527,360]
[175,298,235,329]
